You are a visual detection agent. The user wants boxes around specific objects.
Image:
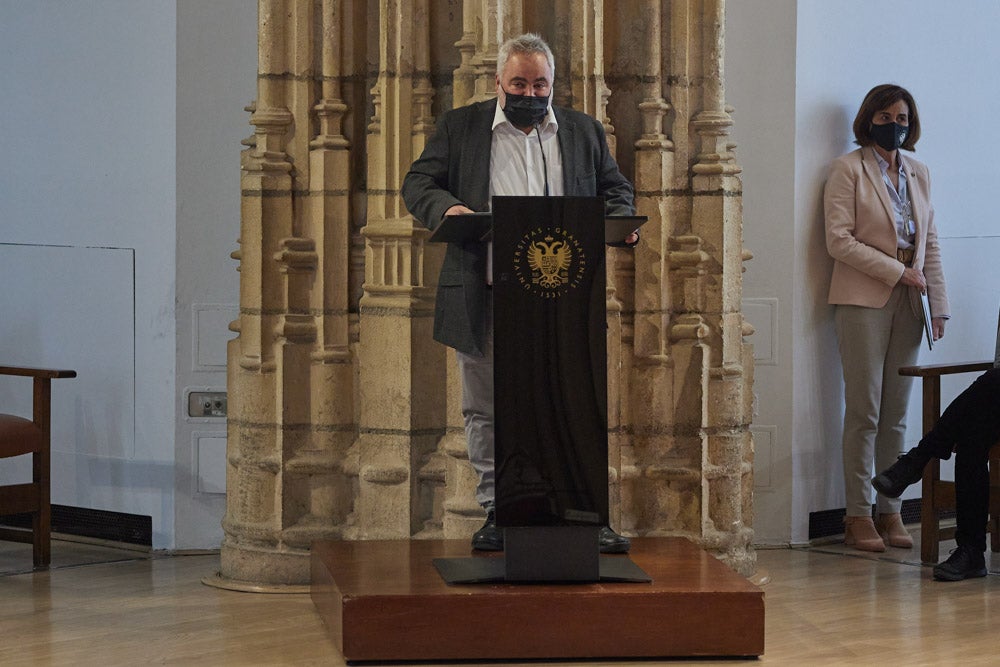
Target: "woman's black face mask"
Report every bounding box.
[501,90,549,128]
[870,121,908,152]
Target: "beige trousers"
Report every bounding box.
[834,284,922,516]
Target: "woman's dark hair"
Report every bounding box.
[852,83,920,151]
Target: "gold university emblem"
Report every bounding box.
[512,227,586,299]
[527,236,571,288]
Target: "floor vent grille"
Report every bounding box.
[0,504,152,546]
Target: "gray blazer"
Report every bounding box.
[401,98,635,355]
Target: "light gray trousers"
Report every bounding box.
[455,295,495,508]
[834,284,922,516]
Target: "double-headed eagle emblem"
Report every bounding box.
[527,235,571,289]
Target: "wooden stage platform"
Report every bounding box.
[311,537,764,662]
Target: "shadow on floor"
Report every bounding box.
[0,534,152,577]
[800,523,1000,574]
[5,525,999,579]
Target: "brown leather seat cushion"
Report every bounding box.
[0,413,43,457]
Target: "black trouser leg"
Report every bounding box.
[938,369,1000,551]
[955,445,991,551]
[916,369,1000,460]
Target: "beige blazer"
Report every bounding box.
[824,147,949,318]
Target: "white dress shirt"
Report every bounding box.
[486,102,564,282]
[489,103,564,198]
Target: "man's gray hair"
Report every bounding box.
[496,33,555,80]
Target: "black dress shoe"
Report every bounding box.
[471,509,503,551]
[599,526,631,554]
[872,450,930,498]
[933,544,988,581]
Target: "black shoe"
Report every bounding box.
[599,526,631,554]
[933,545,988,581]
[471,509,503,551]
[872,450,930,498]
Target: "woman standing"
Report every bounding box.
[824,84,949,552]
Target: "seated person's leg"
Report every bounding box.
[933,446,990,582]
[874,368,1000,498]
[935,369,1000,580]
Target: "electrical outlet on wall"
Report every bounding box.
[186,390,227,418]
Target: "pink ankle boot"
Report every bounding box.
[844,516,886,552]
[876,512,913,549]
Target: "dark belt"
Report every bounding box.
[896,247,914,266]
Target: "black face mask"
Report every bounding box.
[870,122,908,152]
[501,90,549,128]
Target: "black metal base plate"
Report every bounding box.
[432,555,651,584]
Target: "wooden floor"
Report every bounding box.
[1,531,999,666]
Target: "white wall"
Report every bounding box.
[0,1,253,550]
[175,1,256,549]
[725,0,797,545]
[0,1,177,547]
[729,0,1000,544]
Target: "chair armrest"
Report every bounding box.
[899,361,993,378]
[0,366,76,379]
[900,360,993,438]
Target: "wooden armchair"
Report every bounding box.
[0,365,76,567]
[899,361,1000,564]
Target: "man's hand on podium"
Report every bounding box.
[445,204,476,217]
[608,230,640,248]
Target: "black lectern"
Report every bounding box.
[430,196,649,584]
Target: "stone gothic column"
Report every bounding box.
[546,0,611,131]
[452,0,480,108]
[222,0,756,586]
[646,0,702,552]
[686,0,754,574]
[289,0,357,552]
[222,0,309,588]
[610,0,678,544]
[348,0,447,540]
[607,0,754,576]
[220,0,359,589]
[468,1,522,103]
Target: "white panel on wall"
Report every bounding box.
[742,298,778,365]
[195,434,227,495]
[751,426,776,489]
[0,244,135,475]
[192,304,238,370]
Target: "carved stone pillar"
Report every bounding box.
[687,0,754,574]
[347,0,446,540]
[607,0,677,545]
[452,1,480,108]
[604,0,754,576]
[292,0,357,553]
[220,0,358,589]
[221,0,301,588]
[468,1,522,104]
[223,0,755,586]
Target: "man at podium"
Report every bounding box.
[401,33,636,554]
